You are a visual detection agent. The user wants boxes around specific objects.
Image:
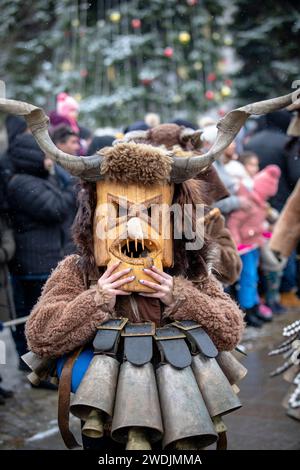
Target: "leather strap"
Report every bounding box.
[173,321,218,358]
[58,349,82,449]
[123,322,155,366]
[216,432,227,450]
[93,318,128,354]
[155,326,192,369]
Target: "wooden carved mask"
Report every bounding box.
[93,180,174,292]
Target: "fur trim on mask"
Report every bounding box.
[99,142,173,184]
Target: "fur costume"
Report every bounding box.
[1,91,294,450]
[270,179,300,257]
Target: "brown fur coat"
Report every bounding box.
[25,254,244,358]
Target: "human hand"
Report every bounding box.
[97,261,134,310]
[138,266,174,306]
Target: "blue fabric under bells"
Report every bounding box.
[236,248,260,310]
[56,347,93,393]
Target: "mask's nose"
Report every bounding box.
[126,217,144,241]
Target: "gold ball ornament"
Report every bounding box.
[224,36,233,46]
[212,32,220,41]
[172,94,182,104]
[71,19,80,28]
[110,11,121,23]
[193,61,203,71]
[178,31,191,44]
[221,85,231,97]
[61,60,73,72]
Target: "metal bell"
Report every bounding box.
[70,354,119,436]
[21,351,56,385]
[82,409,105,439]
[22,351,55,376]
[156,364,218,449]
[111,361,163,448]
[192,354,241,418]
[216,351,247,385]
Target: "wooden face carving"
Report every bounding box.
[94,180,174,292]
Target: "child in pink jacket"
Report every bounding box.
[227,163,281,327]
[227,164,281,247]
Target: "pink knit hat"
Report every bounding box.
[56,92,79,118]
[254,165,281,200]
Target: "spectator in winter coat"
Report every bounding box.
[227,165,281,327]
[245,110,292,211]
[7,128,76,366]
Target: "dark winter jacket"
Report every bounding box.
[7,133,76,275]
[245,130,292,211]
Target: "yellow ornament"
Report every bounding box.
[172,94,182,104]
[61,60,73,72]
[212,32,220,41]
[224,36,233,46]
[221,85,231,97]
[178,31,191,44]
[71,19,80,28]
[193,61,203,71]
[110,11,121,23]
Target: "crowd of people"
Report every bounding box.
[0,91,300,408]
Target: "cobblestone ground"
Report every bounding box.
[0,309,299,450]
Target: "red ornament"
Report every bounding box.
[141,78,153,86]
[80,69,88,78]
[218,108,226,117]
[187,0,198,5]
[131,18,141,29]
[225,79,233,87]
[207,72,217,82]
[164,47,174,58]
[205,90,215,100]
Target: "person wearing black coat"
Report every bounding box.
[245,110,292,212]
[7,130,76,364]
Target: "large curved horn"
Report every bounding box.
[170,92,296,183]
[0,99,103,181]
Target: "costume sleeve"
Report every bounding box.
[163,275,245,351]
[269,180,300,258]
[25,255,111,358]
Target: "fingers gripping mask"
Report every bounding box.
[94,180,174,292]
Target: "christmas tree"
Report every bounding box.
[0,0,233,128]
[230,0,300,103]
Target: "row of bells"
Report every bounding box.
[23,349,247,450]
